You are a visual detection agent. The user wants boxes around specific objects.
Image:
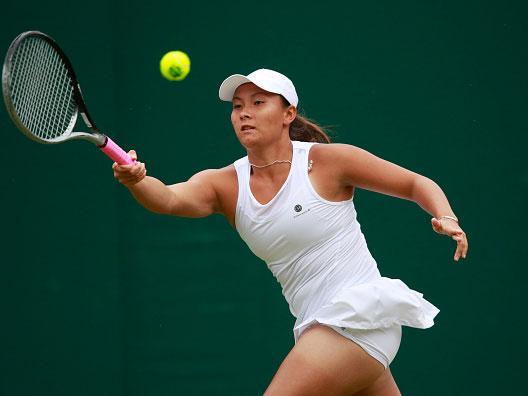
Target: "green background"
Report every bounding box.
[1,1,526,394]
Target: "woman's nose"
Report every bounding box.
[239,110,251,120]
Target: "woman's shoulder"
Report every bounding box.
[193,164,238,198]
[309,142,363,160]
[309,143,377,177]
[189,164,236,188]
[197,164,237,179]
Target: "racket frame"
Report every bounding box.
[3,31,111,148]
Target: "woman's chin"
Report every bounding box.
[237,132,262,147]
[235,129,285,150]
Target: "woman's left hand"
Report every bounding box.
[431,217,468,262]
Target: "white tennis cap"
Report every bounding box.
[218,68,299,107]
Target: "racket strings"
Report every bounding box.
[21,39,54,138]
[36,39,75,139]
[37,39,74,139]
[10,40,36,128]
[8,36,76,141]
[39,43,66,139]
[13,39,49,138]
[12,39,46,134]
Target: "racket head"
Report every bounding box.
[2,31,94,144]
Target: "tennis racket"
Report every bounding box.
[2,30,134,165]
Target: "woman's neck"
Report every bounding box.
[247,140,293,174]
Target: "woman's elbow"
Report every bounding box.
[410,175,440,202]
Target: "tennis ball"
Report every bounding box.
[160,51,190,81]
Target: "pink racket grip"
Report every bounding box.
[99,136,135,165]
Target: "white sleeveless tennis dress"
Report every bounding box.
[233,141,440,368]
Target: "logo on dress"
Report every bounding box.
[293,204,311,218]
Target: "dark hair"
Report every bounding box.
[281,97,331,143]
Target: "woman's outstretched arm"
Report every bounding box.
[315,143,468,261]
[112,150,220,218]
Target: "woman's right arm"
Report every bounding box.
[113,150,219,218]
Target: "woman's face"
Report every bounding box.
[231,82,294,148]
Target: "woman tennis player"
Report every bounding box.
[113,69,468,396]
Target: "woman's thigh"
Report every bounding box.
[353,369,401,396]
[263,324,388,396]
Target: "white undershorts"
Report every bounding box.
[329,324,402,369]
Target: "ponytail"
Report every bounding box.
[289,115,331,144]
[281,96,331,143]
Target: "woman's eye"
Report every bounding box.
[254,100,263,105]
[233,104,241,109]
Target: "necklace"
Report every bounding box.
[249,159,314,172]
[249,159,292,168]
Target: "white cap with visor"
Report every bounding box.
[218,68,298,107]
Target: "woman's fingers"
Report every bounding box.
[432,218,468,261]
[453,231,468,261]
[455,244,466,261]
[112,157,146,186]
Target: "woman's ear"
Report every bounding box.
[284,105,297,125]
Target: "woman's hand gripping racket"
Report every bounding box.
[2,31,134,165]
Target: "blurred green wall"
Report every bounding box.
[1,1,526,395]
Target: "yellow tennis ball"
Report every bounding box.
[160,51,190,81]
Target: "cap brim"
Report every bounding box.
[218,74,252,101]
